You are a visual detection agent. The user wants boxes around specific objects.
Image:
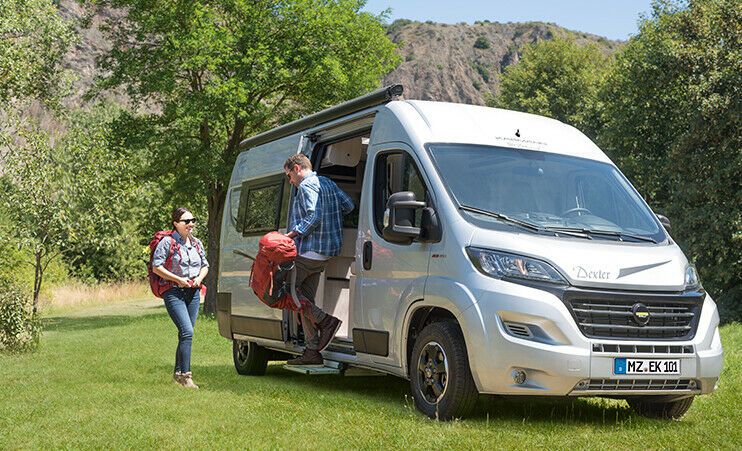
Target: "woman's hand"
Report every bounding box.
[191,277,204,287]
[175,277,191,288]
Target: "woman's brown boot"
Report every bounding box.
[180,372,199,389]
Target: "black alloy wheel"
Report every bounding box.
[232,340,269,375]
[409,321,478,420]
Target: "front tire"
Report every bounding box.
[233,340,269,375]
[626,396,695,419]
[409,321,478,420]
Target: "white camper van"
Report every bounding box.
[216,85,723,420]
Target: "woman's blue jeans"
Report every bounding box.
[163,287,200,373]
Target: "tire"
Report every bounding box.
[626,396,695,420]
[232,340,269,376]
[409,321,479,420]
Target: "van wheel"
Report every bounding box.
[233,340,269,375]
[626,396,695,419]
[409,321,478,420]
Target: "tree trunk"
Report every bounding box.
[32,250,43,316]
[203,185,226,315]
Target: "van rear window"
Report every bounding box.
[237,175,289,236]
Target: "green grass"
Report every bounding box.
[1,301,741,449]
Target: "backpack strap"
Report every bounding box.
[164,236,180,271]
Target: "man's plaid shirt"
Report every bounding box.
[288,172,354,257]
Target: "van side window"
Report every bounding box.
[236,174,290,236]
[373,152,427,238]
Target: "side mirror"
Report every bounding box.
[383,191,425,244]
[656,214,671,233]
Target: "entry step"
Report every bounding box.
[283,361,385,377]
[283,364,342,375]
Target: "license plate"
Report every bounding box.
[614,358,680,375]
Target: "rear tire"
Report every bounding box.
[409,321,479,420]
[233,340,269,375]
[626,396,695,419]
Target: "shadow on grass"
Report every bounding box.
[44,311,165,333]
[194,362,693,427]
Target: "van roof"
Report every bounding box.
[390,100,612,164]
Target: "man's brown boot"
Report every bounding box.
[180,372,199,389]
[316,315,342,352]
[286,349,324,366]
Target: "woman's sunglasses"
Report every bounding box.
[178,218,196,225]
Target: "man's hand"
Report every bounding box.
[191,277,204,287]
[176,277,191,288]
[285,230,298,239]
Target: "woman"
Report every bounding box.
[152,207,209,389]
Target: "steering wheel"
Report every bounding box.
[562,207,592,216]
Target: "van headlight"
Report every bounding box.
[466,247,567,285]
[685,265,702,290]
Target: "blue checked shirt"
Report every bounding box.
[288,172,354,257]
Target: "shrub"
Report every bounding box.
[0,278,41,353]
[473,36,490,49]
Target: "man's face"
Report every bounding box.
[285,164,302,187]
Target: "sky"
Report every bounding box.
[362,0,655,41]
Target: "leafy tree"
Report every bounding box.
[491,37,609,139]
[599,0,741,319]
[59,105,149,283]
[0,119,70,313]
[0,0,74,104]
[95,0,400,313]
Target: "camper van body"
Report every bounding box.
[217,88,722,419]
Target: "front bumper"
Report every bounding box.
[460,279,723,396]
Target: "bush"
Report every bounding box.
[718,285,742,325]
[0,279,41,353]
[473,36,490,49]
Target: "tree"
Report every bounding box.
[95,0,400,313]
[0,120,69,313]
[0,0,74,104]
[599,0,741,319]
[491,37,609,139]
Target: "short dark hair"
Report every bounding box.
[171,207,191,229]
[284,153,312,171]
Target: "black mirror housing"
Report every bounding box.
[383,191,425,243]
[656,214,671,233]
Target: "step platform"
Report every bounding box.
[283,360,385,377]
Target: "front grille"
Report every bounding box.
[578,378,699,391]
[592,343,694,354]
[567,298,701,340]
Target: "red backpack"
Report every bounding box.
[147,230,179,298]
[249,232,303,311]
[147,230,205,299]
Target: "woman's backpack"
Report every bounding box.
[249,232,303,310]
[147,230,178,298]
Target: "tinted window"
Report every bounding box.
[237,175,289,236]
[373,152,427,237]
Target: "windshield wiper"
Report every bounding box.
[459,205,541,232]
[544,226,657,244]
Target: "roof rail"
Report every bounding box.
[239,84,403,150]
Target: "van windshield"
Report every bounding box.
[428,144,666,243]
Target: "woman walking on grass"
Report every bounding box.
[152,207,209,389]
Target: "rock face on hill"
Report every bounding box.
[382,20,620,105]
[56,4,620,107]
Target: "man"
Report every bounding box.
[284,153,354,365]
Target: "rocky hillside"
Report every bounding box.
[382,20,621,105]
[57,3,620,107]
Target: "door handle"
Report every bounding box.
[363,241,372,270]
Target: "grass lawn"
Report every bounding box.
[1,300,740,449]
